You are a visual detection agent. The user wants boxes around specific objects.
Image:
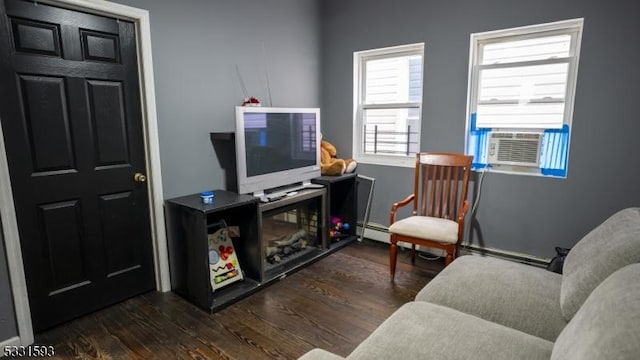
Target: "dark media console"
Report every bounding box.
[166,188,328,311]
[163,134,358,312]
[257,181,325,203]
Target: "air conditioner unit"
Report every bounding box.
[488,132,542,167]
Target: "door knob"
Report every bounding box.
[134,172,147,183]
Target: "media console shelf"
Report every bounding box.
[166,187,335,312]
[312,173,358,250]
[259,188,327,282]
[165,191,261,311]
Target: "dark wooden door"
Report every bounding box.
[0,0,154,331]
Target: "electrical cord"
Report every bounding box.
[418,250,444,261]
[461,168,488,251]
[471,169,487,218]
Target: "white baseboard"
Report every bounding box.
[357,224,445,256]
[0,336,20,348]
[0,336,21,356]
[358,224,550,266]
[459,244,550,267]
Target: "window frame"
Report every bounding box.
[464,18,583,177]
[353,43,424,168]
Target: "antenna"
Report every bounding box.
[235,64,249,100]
[261,42,273,107]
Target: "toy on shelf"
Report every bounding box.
[241,96,260,107]
[320,138,357,176]
[329,216,351,239]
[208,220,244,291]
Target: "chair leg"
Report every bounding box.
[411,244,416,264]
[445,246,457,266]
[390,238,398,281]
[445,251,454,266]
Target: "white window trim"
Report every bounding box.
[353,43,424,168]
[464,18,583,177]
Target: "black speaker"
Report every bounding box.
[210,132,238,193]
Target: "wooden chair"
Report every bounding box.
[389,152,473,280]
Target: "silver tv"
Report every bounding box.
[234,106,321,195]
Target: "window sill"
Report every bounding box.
[357,154,415,168]
[475,165,567,179]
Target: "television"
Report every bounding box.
[234,106,321,195]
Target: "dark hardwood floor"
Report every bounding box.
[33,240,444,359]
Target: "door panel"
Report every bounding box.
[0,0,154,331]
[11,18,61,56]
[81,30,120,62]
[87,80,130,166]
[38,200,89,293]
[99,191,140,276]
[18,75,76,173]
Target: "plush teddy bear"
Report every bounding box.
[320,138,357,176]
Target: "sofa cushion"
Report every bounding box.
[415,255,565,341]
[298,349,346,360]
[560,207,640,320]
[346,301,553,360]
[551,263,640,360]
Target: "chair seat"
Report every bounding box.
[389,215,458,244]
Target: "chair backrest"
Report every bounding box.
[413,152,473,220]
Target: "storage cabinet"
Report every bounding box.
[166,188,329,311]
[165,191,261,311]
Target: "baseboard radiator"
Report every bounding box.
[357,222,550,268]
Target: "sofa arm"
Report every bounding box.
[298,348,346,360]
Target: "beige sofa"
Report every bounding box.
[299,208,640,360]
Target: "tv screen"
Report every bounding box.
[235,107,321,195]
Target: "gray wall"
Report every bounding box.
[0,219,18,341]
[320,0,640,258]
[0,0,322,339]
[113,0,322,199]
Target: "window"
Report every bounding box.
[353,43,424,167]
[465,19,583,177]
